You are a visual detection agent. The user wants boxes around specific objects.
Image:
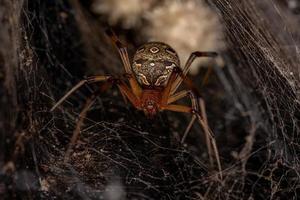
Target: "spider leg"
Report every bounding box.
[201,65,213,88]
[167,90,189,104]
[161,67,199,128]
[163,90,199,143]
[50,76,111,111]
[59,79,140,163]
[116,79,140,108]
[168,89,199,140]
[105,29,131,73]
[64,87,104,163]
[168,68,210,141]
[105,29,142,97]
[160,67,182,106]
[163,96,222,180]
[162,68,222,179]
[51,74,141,111]
[171,51,217,94]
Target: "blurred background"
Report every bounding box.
[0,0,299,199]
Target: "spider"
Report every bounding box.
[51,30,221,174]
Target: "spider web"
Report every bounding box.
[0,0,299,199]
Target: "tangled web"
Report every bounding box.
[0,0,299,199]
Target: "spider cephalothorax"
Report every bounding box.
[132,42,180,87]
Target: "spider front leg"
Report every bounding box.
[105,29,142,97]
[167,90,198,142]
[50,76,111,111]
[63,87,105,163]
[160,68,213,163]
[160,68,198,132]
[161,68,222,179]
[51,74,140,112]
[163,93,222,180]
[51,76,111,162]
[51,75,141,163]
[164,91,202,144]
[171,51,218,94]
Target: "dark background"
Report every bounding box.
[0,0,299,199]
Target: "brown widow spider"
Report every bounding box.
[51,30,222,177]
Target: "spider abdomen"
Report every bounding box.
[132,42,180,87]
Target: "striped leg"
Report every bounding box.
[162,93,222,180]
[105,29,142,97]
[162,68,222,180]
[51,76,111,111]
[170,51,217,94]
